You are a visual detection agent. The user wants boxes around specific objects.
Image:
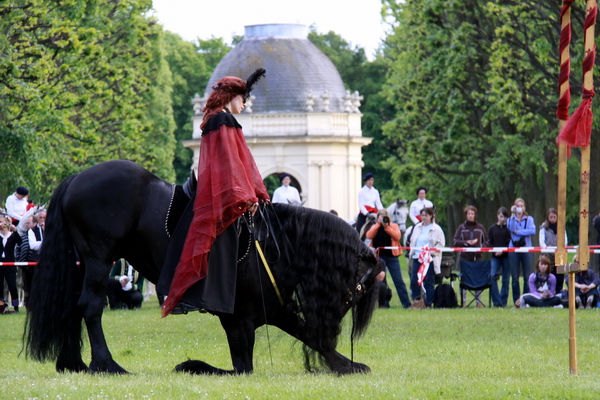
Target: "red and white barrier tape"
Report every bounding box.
[380,246,600,254]
[3,246,600,265]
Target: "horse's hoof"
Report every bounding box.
[334,362,371,375]
[89,360,129,374]
[56,361,89,374]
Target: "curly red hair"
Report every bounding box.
[201,76,246,130]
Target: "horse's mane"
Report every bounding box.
[260,204,374,372]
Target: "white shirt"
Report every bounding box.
[409,198,434,225]
[358,186,383,215]
[5,193,28,221]
[272,185,301,204]
[28,227,43,252]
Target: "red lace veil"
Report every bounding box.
[162,75,269,316]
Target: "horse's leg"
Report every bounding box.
[55,308,88,373]
[173,315,254,375]
[271,310,370,374]
[79,260,128,374]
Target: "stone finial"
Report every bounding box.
[305,91,315,112]
[343,90,353,113]
[191,93,206,115]
[321,91,330,112]
[245,95,256,113]
[351,91,363,113]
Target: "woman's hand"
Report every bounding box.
[246,201,259,216]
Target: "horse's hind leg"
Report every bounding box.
[272,311,370,374]
[79,260,128,374]
[55,309,89,373]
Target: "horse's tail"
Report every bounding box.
[24,174,83,363]
[352,256,380,339]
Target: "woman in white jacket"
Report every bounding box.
[409,207,445,307]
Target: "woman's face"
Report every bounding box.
[228,95,245,114]
[515,200,525,212]
[539,262,549,274]
[418,189,427,200]
[281,176,291,187]
[365,177,374,188]
[548,213,558,224]
[466,210,476,222]
[421,212,432,224]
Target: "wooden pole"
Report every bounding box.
[577,0,596,272]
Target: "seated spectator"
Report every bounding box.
[366,209,411,309]
[0,214,22,312]
[518,256,562,308]
[106,259,145,310]
[5,187,29,225]
[570,269,600,309]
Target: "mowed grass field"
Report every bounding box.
[1,280,600,399]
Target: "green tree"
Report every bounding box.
[0,0,176,202]
[381,0,585,235]
[308,28,395,199]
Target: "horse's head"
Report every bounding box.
[349,246,382,339]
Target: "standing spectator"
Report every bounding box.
[355,173,383,234]
[366,209,411,309]
[488,207,512,307]
[453,205,488,307]
[409,207,445,308]
[507,198,536,302]
[387,199,409,234]
[5,187,29,225]
[18,212,44,306]
[539,208,567,294]
[453,205,488,262]
[518,256,562,308]
[0,214,22,312]
[569,269,600,309]
[272,174,301,205]
[409,187,434,225]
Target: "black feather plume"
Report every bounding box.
[244,68,266,101]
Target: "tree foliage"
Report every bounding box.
[162,33,231,184]
[381,0,590,235]
[308,28,396,198]
[0,0,176,202]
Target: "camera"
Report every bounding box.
[382,216,390,224]
[511,206,517,213]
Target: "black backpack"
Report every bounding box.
[434,283,458,308]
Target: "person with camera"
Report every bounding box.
[366,209,411,309]
[507,198,536,303]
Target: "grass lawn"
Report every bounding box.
[1,259,599,399]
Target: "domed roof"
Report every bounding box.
[205,24,348,114]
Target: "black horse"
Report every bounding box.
[24,160,381,375]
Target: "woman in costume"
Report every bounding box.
[162,69,270,316]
